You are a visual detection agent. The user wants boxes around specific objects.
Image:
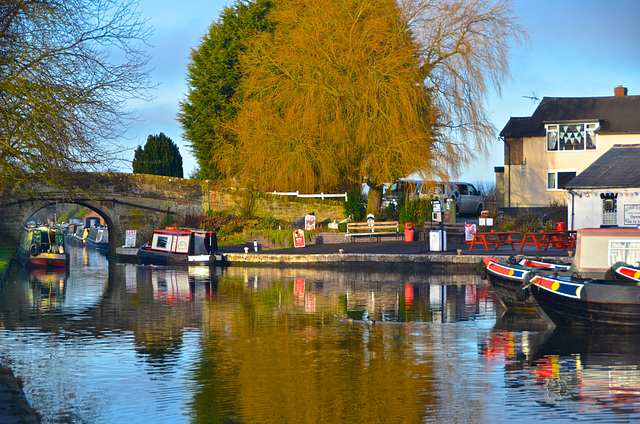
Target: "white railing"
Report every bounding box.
[271,190,348,201]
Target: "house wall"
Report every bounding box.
[500,133,640,211]
[568,188,640,230]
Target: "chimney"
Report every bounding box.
[614,85,628,96]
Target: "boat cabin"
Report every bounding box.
[150,227,215,255]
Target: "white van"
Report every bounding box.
[418,182,484,216]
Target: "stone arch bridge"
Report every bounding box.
[0,173,212,257]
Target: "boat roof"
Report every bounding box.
[153,227,214,235]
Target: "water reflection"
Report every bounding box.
[1,252,640,423]
[480,317,640,422]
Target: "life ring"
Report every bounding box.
[29,243,40,256]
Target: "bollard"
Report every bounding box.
[254,239,258,252]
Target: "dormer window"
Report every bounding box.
[546,122,599,152]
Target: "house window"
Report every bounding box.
[546,122,599,152]
[547,125,559,151]
[585,123,597,149]
[547,170,576,190]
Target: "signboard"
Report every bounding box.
[293,229,306,248]
[465,224,477,242]
[624,204,640,226]
[432,200,441,212]
[124,230,137,248]
[304,214,316,231]
[479,217,494,226]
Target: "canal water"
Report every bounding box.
[1,245,640,423]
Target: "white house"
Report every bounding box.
[565,144,640,230]
[497,85,640,216]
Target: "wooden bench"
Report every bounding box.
[345,221,399,242]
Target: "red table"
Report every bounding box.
[467,232,516,252]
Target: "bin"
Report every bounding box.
[555,222,567,248]
[404,222,414,242]
[429,229,447,252]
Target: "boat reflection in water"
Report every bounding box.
[19,267,69,312]
[481,315,640,419]
[8,259,640,423]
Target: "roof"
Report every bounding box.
[500,95,640,138]
[565,144,640,189]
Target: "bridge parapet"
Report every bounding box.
[0,173,209,257]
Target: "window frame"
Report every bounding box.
[546,169,577,191]
[545,122,599,152]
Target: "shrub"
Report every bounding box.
[343,188,365,221]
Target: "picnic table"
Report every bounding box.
[518,231,576,253]
[467,231,516,252]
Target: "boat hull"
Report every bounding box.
[606,262,640,283]
[16,248,69,269]
[137,247,214,266]
[481,258,537,311]
[530,275,640,329]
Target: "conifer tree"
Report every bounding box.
[132,133,183,178]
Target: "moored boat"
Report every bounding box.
[605,261,640,282]
[514,256,571,271]
[529,273,640,329]
[85,226,109,253]
[479,257,540,311]
[72,225,88,246]
[137,227,219,265]
[16,226,70,269]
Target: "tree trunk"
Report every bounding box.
[366,186,382,215]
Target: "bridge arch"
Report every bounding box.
[0,173,209,257]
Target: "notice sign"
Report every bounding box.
[293,229,305,248]
[305,214,316,231]
[624,204,640,226]
[465,224,477,242]
[124,230,137,248]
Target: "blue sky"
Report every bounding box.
[126,0,640,184]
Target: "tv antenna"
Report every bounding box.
[523,92,540,104]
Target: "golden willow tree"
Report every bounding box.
[209,0,526,212]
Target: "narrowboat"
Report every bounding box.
[479,257,539,311]
[16,226,70,269]
[529,273,640,329]
[85,226,109,253]
[72,225,88,246]
[605,261,640,283]
[514,256,571,271]
[137,227,220,265]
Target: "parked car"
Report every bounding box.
[417,181,484,216]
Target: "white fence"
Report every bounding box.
[271,190,348,201]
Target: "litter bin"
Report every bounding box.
[555,222,567,248]
[405,222,414,242]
